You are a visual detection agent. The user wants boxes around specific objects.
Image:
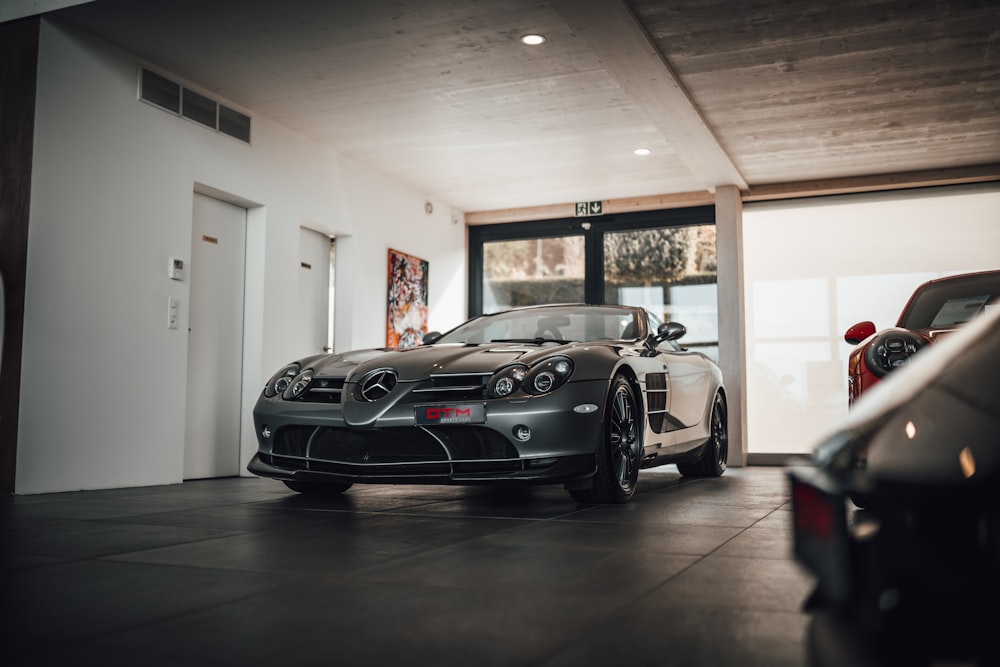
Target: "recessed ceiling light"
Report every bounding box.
[634,148,651,156]
[520,34,546,46]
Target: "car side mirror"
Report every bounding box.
[655,321,687,343]
[422,331,443,345]
[844,321,876,346]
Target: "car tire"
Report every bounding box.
[282,480,353,495]
[677,392,727,477]
[569,374,642,504]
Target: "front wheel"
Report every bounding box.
[569,374,642,504]
[677,392,727,477]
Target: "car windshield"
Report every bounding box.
[434,306,641,344]
[899,272,1000,329]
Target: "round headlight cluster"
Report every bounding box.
[487,357,574,398]
[488,364,528,398]
[263,363,300,398]
[282,369,314,400]
[864,329,928,377]
[528,358,573,394]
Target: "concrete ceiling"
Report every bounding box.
[39,0,1000,214]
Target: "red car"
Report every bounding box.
[844,269,1000,405]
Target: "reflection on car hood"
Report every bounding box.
[307,342,591,382]
[814,307,1000,485]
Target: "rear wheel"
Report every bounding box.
[569,374,642,504]
[282,480,353,495]
[677,392,727,477]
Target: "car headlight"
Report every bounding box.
[263,363,300,398]
[487,364,528,398]
[282,369,314,400]
[487,357,574,398]
[864,329,928,377]
[524,357,573,394]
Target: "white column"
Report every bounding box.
[714,185,748,466]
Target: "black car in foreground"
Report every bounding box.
[789,305,1000,666]
[249,304,728,504]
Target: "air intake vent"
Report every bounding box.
[139,67,251,144]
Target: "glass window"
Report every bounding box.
[468,207,717,352]
[436,305,638,344]
[604,224,718,360]
[482,236,585,312]
[743,183,1000,455]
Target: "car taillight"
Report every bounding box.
[792,478,838,545]
[789,470,853,607]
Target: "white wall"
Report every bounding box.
[742,184,1000,456]
[16,19,467,494]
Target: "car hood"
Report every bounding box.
[306,342,589,382]
[814,307,1000,487]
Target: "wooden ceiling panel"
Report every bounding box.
[633,0,1000,184]
[41,0,1000,212]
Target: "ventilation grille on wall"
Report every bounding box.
[139,67,251,144]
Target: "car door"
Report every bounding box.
[645,312,715,453]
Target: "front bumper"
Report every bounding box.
[249,379,606,485]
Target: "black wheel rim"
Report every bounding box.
[609,384,638,490]
[711,398,728,468]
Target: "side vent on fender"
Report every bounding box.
[645,373,668,433]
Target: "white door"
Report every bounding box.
[297,227,332,356]
[184,193,247,479]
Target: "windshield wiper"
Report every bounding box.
[490,337,572,345]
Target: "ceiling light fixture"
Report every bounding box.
[634,148,651,156]
[520,34,546,46]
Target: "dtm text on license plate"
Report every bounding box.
[415,404,486,425]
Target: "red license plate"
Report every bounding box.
[414,404,486,425]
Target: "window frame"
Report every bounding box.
[467,206,715,316]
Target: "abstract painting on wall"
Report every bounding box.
[386,248,429,349]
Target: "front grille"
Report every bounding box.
[298,377,344,403]
[309,427,446,463]
[410,373,489,402]
[268,425,521,478]
[274,426,313,457]
[428,426,518,460]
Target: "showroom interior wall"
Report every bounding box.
[742,183,1000,458]
[15,19,467,494]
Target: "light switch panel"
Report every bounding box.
[168,297,180,330]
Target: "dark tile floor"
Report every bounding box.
[1,466,816,667]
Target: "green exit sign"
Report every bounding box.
[575,201,603,217]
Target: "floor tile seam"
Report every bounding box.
[518,561,713,667]
[283,495,521,514]
[95,552,326,584]
[81,529,279,561]
[588,518,770,610]
[82,516,257,537]
[693,507,793,562]
[2,553,90,574]
[747,505,792,531]
[16,499,296,524]
[318,510,609,579]
[300,506,589,524]
[98,511,336,532]
[10,529,264,563]
[54,586,282,654]
[526,603,809,667]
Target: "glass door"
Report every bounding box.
[468,206,717,359]
[603,224,719,360]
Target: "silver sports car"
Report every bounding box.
[248,304,728,503]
